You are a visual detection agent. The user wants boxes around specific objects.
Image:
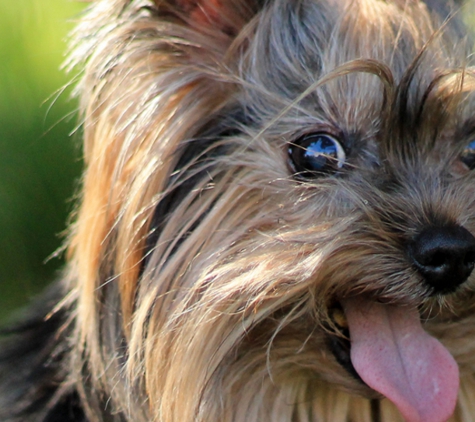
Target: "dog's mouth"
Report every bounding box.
[327,305,362,382]
[327,296,459,422]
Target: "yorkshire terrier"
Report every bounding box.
[2,0,475,421]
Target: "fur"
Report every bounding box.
[3,0,475,420]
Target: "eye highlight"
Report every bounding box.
[288,133,346,178]
[461,140,475,170]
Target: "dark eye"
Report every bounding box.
[288,133,346,178]
[461,140,475,170]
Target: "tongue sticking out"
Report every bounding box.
[341,297,459,422]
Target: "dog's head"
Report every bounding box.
[68,0,475,420]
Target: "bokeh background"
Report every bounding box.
[0,0,85,320]
[2,1,475,322]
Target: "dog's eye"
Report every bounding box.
[461,140,475,170]
[288,133,346,178]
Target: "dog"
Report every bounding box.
[2,0,475,420]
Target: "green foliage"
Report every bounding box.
[0,0,84,320]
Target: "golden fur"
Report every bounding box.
[5,0,475,421]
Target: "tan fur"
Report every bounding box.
[61,0,475,420]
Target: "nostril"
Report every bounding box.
[419,250,448,268]
[408,224,475,294]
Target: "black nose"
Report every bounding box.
[408,225,475,294]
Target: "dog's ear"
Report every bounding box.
[155,0,265,35]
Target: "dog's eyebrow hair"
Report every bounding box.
[383,73,467,158]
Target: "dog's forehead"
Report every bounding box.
[240,0,474,147]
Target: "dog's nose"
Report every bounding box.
[408,225,475,294]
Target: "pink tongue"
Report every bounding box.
[341,297,459,422]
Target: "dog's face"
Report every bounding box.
[69,0,475,421]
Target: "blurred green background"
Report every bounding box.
[0,0,85,320]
